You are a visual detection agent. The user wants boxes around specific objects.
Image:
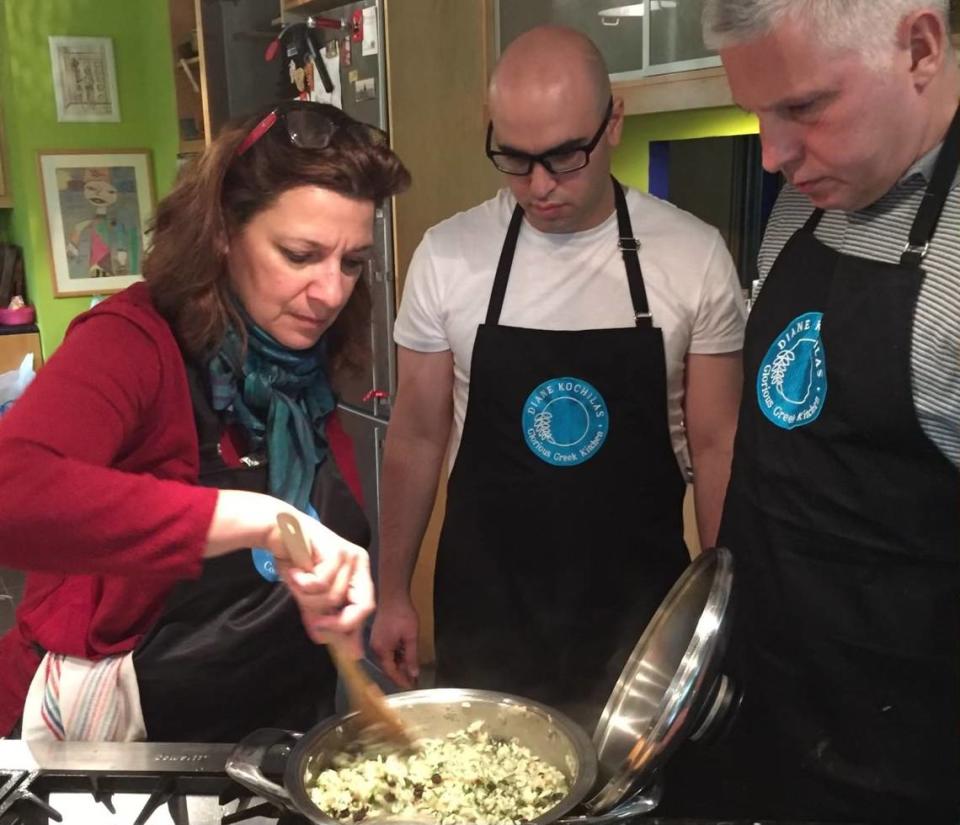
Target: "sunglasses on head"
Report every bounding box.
[485,97,614,176]
[236,100,387,157]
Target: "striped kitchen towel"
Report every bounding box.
[22,652,146,741]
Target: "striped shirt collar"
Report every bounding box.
[901,141,942,184]
[900,135,960,191]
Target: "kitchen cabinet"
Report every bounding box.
[494,0,732,115]
[198,0,283,140]
[386,0,502,289]
[496,0,720,78]
[168,0,284,154]
[168,0,208,155]
[494,5,957,117]
[644,0,717,72]
[498,0,646,77]
[615,65,732,115]
[282,0,348,12]
[0,329,42,373]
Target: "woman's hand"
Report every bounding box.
[269,514,375,654]
[205,490,376,654]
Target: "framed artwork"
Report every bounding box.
[38,150,154,297]
[48,36,121,123]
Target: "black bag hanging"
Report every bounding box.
[0,244,26,310]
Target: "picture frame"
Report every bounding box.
[48,36,121,123]
[38,150,155,297]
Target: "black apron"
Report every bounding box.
[663,113,960,823]
[133,363,370,742]
[434,179,688,730]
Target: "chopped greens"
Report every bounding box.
[305,721,569,824]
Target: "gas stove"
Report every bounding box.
[0,740,305,825]
[0,740,859,825]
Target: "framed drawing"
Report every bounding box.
[38,150,154,297]
[48,36,121,123]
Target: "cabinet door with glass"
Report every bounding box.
[496,0,720,80]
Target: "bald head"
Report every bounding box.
[485,26,621,235]
[489,25,611,120]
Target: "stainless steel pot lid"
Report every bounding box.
[585,545,735,813]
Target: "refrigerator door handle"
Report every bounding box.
[338,400,390,427]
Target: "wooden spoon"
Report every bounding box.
[276,512,414,748]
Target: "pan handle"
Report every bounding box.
[225,727,300,811]
[556,781,661,824]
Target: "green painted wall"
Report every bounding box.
[613,106,759,192]
[0,0,178,355]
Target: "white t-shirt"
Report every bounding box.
[394,187,747,474]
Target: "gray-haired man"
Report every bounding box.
[662,2,960,822]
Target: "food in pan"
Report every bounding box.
[305,720,569,824]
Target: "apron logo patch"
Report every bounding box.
[522,377,609,466]
[757,311,828,430]
[251,502,320,582]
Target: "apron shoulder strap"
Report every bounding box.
[183,360,226,469]
[803,208,825,233]
[486,205,524,326]
[612,178,652,326]
[485,180,653,328]
[801,104,960,267]
[902,102,960,267]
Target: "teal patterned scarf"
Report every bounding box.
[208,316,336,511]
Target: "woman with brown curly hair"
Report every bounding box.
[0,101,411,742]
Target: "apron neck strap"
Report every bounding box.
[612,177,652,325]
[800,103,960,268]
[184,359,226,466]
[485,177,651,327]
[804,207,825,233]
[901,101,960,267]
[486,205,525,325]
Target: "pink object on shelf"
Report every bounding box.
[0,305,35,326]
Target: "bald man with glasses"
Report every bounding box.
[371,24,746,727]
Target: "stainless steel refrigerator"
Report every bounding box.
[201,0,395,564]
[280,0,395,572]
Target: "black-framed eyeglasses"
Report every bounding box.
[236,99,387,157]
[485,97,614,176]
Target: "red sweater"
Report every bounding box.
[0,283,363,735]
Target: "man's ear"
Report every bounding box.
[607,96,626,148]
[901,9,948,91]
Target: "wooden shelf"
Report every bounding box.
[616,66,734,116]
[617,35,959,116]
[179,138,206,155]
[178,57,201,93]
[169,0,207,149]
[0,330,43,372]
[282,0,351,15]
